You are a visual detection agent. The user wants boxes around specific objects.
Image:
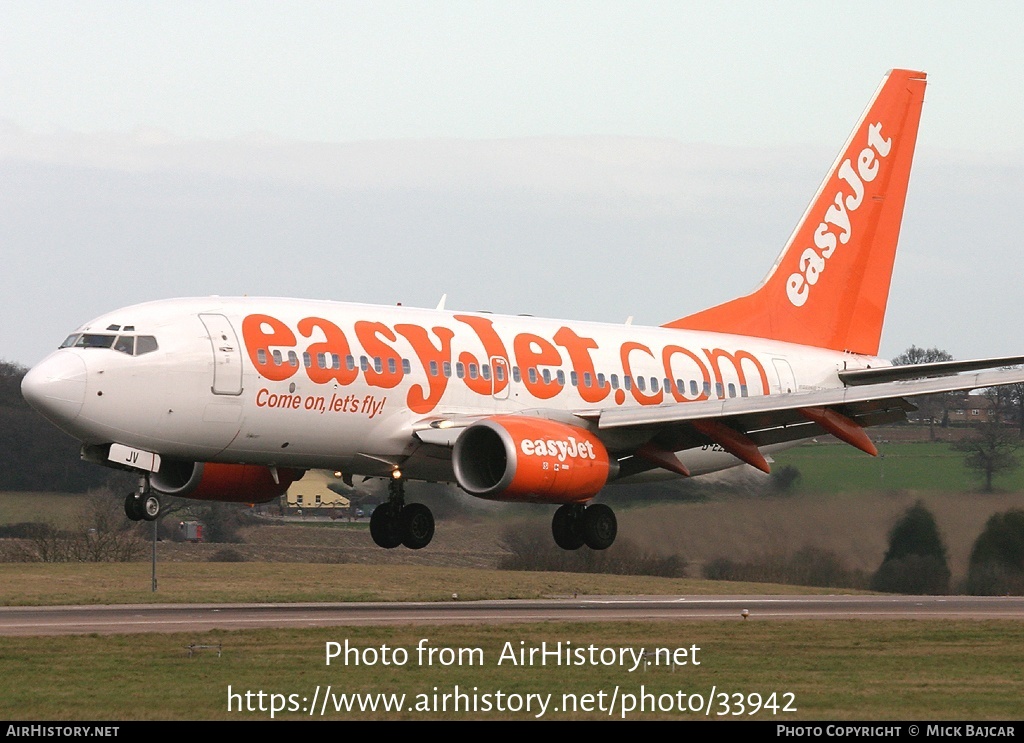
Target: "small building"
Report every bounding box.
[286,470,351,511]
[946,394,999,425]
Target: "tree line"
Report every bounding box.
[0,361,111,492]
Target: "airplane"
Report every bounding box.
[21,68,1024,552]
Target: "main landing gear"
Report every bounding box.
[124,477,161,522]
[370,474,435,550]
[551,502,617,551]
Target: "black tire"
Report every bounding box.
[400,503,435,550]
[141,494,161,521]
[551,503,585,550]
[369,503,403,549]
[581,503,617,550]
[124,493,144,522]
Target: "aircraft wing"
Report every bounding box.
[597,365,1024,430]
[837,356,1024,385]
[585,365,1024,476]
[412,363,1024,479]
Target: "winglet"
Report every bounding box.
[665,69,927,356]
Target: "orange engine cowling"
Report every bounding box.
[150,461,302,503]
[452,415,613,503]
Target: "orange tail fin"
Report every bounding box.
[665,69,927,356]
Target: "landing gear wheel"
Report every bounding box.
[370,503,403,549]
[400,503,435,550]
[551,504,585,550]
[581,503,617,550]
[124,493,144,522]
[141,494,161,521]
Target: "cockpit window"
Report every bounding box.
[114,336,135,355]
[59,333,158,356]
[75,334,116,349]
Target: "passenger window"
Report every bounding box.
[316,352,326,369]
[570,371,579,387]
[650,377,659,393]
[303,352,312,368]
[332,354,341,370]
[288,351,299,367]
[610,374,620,390]
[360,356,370,372]
[728,383,736,398]
[528,368,538,384]
[716,383,724,398]
[456,362,465,379]
[495,366,505,382]
[637,376,646,392]
[272,350,283,365]
[556,370,565,386]
[387,358,396,374]
[482,364,491,381]
[345,355,355,371]
[597,373,606,388]
[374,357,383,373]
[741,384,749,397]
[583,372,592,388]
[542,369,552,384]
[469,363,478,379]
[257,349,267,365]
[690,380,698,397]
[429,360,438,376]
[624,376,633,391]
[443,361,452,378]
[512,367,521,383]
[402,359,411,375]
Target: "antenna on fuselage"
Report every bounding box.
[436,293,447,311]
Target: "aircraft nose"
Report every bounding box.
[21,352,87,424]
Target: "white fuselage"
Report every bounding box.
[24,296,887,484]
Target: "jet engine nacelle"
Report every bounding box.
[151,461,302,503]
[452,415,614,503]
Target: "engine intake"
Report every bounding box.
[452,416,613,503]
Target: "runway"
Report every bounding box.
[2,595,1023,635]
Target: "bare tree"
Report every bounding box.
[892,346,954,440]
[15,491,146,562]
[994,376,1024,438]
[952,392,1021,492]
[891,346,954,366]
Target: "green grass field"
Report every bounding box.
[0,492,87,529]
[1,620,1021,720]
[772,440,1024,493]
[0,563,841,606]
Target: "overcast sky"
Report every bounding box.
[2,1,1023,366]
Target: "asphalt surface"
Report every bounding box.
[2,595,1023,635]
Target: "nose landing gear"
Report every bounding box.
[124,477,161,522]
